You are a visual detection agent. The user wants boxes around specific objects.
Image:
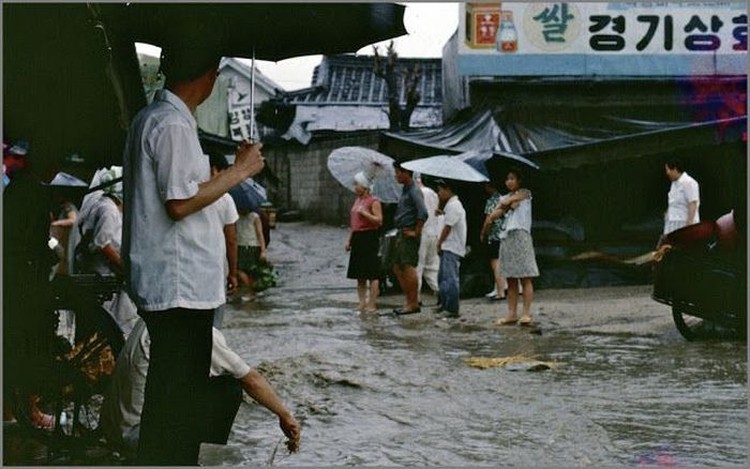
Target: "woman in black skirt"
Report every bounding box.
[345,172,383,313]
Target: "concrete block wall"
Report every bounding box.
[264,131,382,225]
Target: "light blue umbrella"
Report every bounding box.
[327,147,402,203]
[229,178,268,212]
[401,155,489,183]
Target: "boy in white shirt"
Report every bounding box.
[435,179,467,318]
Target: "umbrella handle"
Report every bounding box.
[250,49,257,141]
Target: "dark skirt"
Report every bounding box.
[347,230,381,280]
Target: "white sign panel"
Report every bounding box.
[458,2,747,76]
[229,106,254,141]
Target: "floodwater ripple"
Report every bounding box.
[210,295,747,467]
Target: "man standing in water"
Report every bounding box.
[391,162,428,315]
[663,158,700,237]
[122,41,292,464]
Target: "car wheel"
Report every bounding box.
[672,307,704,341]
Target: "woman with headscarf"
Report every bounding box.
[345,171,383,313]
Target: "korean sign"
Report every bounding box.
[458,2,747,76]
[229,106,255,141]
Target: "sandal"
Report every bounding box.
[495,317,518,326]
[519,316,534,327]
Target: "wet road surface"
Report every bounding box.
[3,222,746,466]
[201,223,747,466]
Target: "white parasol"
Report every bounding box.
[401,155,490,183]
[327,147,402,203]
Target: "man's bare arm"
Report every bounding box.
[239,370,301,444]
[687,200,698,225]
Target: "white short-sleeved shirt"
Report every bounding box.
[441,195,467,257]
[501,190,533,238]
[122,89,226,311]
[215,193,239,227]
[76,194,122,275]
[213,193,239,282]
[421,186,443,238]
[665,171,700,227]
[237,211,261,247]
[100,319,251,454]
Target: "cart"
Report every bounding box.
[652,212,747,341]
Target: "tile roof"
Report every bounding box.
[285,54,442,107]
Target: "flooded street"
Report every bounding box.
[199,222,747,467]
[3,222,745,466]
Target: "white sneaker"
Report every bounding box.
[485,289,498,298]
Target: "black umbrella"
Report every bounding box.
[484,150,540,186]
[115,3,407,61]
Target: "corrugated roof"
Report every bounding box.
[285,54,442,107]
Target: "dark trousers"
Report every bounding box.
[138,308,214,466]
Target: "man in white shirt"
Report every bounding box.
[101,319,300,461]
[663,159,700,236]
[435,179,467,318]
[122,40,266,465]
[414,174,441,304]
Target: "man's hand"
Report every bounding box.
[401,228,418,238]
[234,141,265,179]
[226,273,238,295]
[279,412,301,453]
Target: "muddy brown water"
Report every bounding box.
[198,223,747,466]
[4,222,747,466]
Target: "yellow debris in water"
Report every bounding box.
[465,355,560,370]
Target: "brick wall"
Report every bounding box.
[264,131,382,225]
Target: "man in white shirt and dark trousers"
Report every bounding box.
[662,158,700,238]
[435,179,467,318]
[122,38,273,465]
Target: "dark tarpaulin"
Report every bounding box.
[381,77,747,289]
